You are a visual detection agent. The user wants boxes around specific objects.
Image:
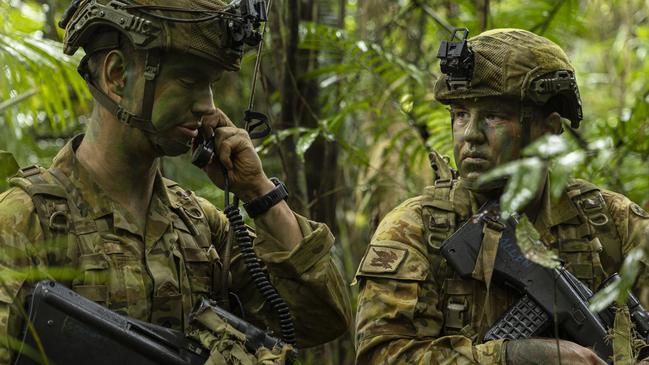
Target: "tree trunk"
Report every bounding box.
[299,0,339,235]
[277,0,309,216]
[480,0,490,31]
[42,0,60,41]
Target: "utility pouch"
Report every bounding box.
[445,296,469,332]
[442,278,473,335]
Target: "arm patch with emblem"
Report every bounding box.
[360,246,407,274]
[631,203,649,219]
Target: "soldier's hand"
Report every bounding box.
[196,108,274,202]
[187,305,258,365]
[255,344,295,365]
[188,327,257,365]
[506,339,607,365]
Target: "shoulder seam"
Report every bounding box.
[0,187,36,210]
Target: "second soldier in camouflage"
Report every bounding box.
[354,29,649,365]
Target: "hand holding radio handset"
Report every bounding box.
[192,108,274,203]
[190,107,300,350]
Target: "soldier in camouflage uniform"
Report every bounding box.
[0,0,351,364]
[355,29,649,364]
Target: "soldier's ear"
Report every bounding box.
[544,112,563,135]
[102,49,127,99]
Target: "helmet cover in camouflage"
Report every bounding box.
[62,0,243,71]
[434,28,583,126]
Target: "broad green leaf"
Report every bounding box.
[523,134,571,158]
[550,150,586,199]
[296,129,320,162]
[590,247,643,312]
[0,151,19,191]
[477,157,546,219]
[516,215,561,269]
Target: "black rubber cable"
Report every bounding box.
[223,196,297,346]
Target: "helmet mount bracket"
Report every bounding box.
[437,28,474,91]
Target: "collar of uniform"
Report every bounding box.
[456,175,580,228]
[50,134,174,240]
[50,135,116,221]
[145,174,176,248]
[457,176,579,237]
[452,178,476,220]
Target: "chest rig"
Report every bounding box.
[9,165,222,330]
[420,154,622,339]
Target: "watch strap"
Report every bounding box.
[243,178,289,219]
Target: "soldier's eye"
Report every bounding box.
[453,111,470,125]
[484,114,506,126]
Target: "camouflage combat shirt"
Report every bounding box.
[355,178,649,365]
[0,135,352,363]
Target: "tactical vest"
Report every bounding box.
[420,173,622,339]
[9,164,222,330]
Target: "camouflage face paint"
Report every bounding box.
[451,97,523,184]
[148,53,224,156]
[119,52,224,157]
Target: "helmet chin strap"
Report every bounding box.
[79,48,166,154]
[519,103,534,147]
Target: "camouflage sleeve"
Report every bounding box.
[355,196,507,365]
[602,190,649,308]
[196,197,352,348]
[0,188,43,365]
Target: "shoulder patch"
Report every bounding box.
[360,246,407,274]
[630,203,649,219]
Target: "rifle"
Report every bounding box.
[14,281,294,365]
[440,201,649,364]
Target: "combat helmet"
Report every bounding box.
[434,28,583,140]
[58,0,266,135]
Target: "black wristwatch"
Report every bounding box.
[243,177,289,219]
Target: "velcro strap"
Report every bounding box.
[17,165,41,178]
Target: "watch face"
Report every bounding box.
[269,178,289,198]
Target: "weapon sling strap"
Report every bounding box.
[421,178,455,266]
[422,151,458,257]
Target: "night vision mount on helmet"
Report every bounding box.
[59,0,268,143]
[437,28,474,91]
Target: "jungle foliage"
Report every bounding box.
[1,0,649,364]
